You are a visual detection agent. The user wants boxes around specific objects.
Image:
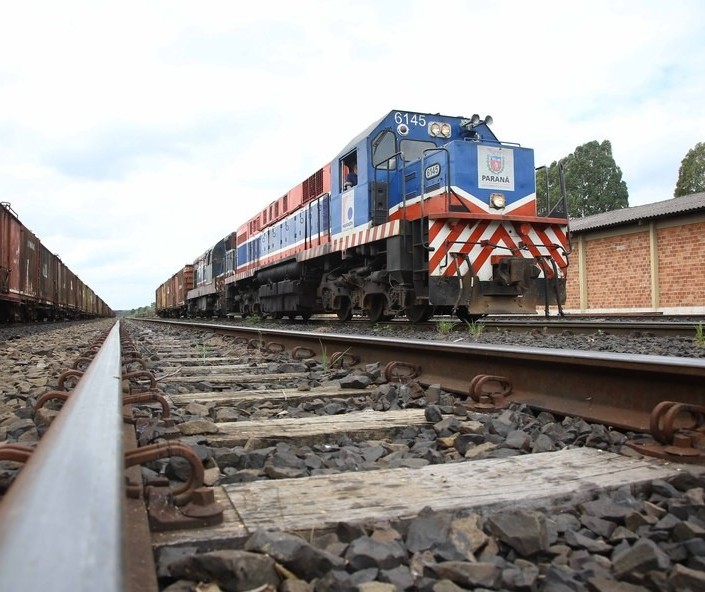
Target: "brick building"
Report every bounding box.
[564,192,705,314]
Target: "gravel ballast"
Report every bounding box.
[2,319,705,591]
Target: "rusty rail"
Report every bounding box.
[0,321,124,592]
[139,319,705,434]
[143,314,703,337]
[477,318,702,337]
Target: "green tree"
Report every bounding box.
[674,142,705,197]
[536,163,565,218]
[537,140,629,218]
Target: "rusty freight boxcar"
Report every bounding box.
[0,202,113,322]
[155,265,194,318]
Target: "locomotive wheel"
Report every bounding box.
[336,298,353,321]
[367,294,393,323]
[406,305,435,324]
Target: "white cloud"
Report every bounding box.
[1,0,704,309]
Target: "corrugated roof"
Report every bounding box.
[569,192,705,233]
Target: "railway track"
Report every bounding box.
[150,313,705,339]
[1,319,704,591]
[477,316,705,338]
[140,318,705,437]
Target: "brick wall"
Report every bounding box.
[657,221,705,307]
[564,241,581,307]
[564,217,705,312]
[586,231,651,308]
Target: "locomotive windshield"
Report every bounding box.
[372,130,396,168]
[400,139,436,162]
[372,131,438,168]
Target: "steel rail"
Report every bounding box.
[139,319,705,432]
[0,321,124,592]
[478,318,702,337]
[334,317,700,337]
[137,315,703,338]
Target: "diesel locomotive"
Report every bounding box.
[156,109,570,322]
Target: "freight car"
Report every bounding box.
[156,109,570,322]
[0,202,113,322]
[155,264,193,318]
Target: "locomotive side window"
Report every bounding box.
[341,150,358,191]
[400,139,436,163]
[372,130,396,169]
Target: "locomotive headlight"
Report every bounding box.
[429,121,452,138]
[489,193,506,209]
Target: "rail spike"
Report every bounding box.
[0,444,34,464]
[124,441,223,532]
[291,346,316,360]
[329,351,360,369]
[383,361,421,383]
[625,400,705,464]
[464,374,513,412]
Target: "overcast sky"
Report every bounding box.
[1,0,704,310]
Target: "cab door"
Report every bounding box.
[371,130,398,223]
